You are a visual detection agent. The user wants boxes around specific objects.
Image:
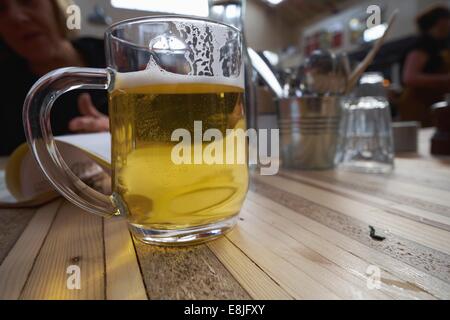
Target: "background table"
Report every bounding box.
[0,129,449,300]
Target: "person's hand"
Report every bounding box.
[69,93,109,133]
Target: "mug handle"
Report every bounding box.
[23,67,119,217]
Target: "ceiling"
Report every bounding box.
[263,0,358,26]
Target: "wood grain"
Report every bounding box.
[278,170,450,230]
[243,197,436,299]
[240,207,393,299]
[226,226,339,299]
[20,201,104,300]
[252,174,450,256]
[0,200,61,299]
[250,178,450,286]
[240,207,395,300]
[295,170,450,218]
[104,217,147,300]
[208,236,293,300]
[0,208,35,264]
[134,240,251,300]
[0,160,37,262]
[247,191,450,300]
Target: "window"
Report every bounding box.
[111,0,209,17]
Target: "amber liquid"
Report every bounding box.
[109,83,248,229]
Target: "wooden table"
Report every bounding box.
[1,129,450,300]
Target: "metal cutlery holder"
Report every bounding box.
[277,96,342,170]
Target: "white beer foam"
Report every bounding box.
[114,69,245,90]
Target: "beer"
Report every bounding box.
[109,72,248,229]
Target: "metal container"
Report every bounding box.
[277,96,342,170]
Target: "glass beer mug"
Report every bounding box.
[23,16,248,245]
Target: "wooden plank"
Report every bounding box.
[250,181,450,286]
[208,236,293,300]
[388,166,450,192]
[0,207,36,264]
[239,207,392,300]
[104,217,147,300]
[305,169,450,211]
[279,171,450,229]
[0,200,61,299]
[20,201,104,300]
[226,226,340,299]
[247,191,450,300]
[395,157,450,178]
[134,240,251,300]
[243,198,435,300]
[253,174,450,256]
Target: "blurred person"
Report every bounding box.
[0,0,109,156]
[399,4,450,127]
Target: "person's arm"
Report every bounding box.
[403,50,450,89]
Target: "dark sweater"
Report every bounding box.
[411,34,449,73]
